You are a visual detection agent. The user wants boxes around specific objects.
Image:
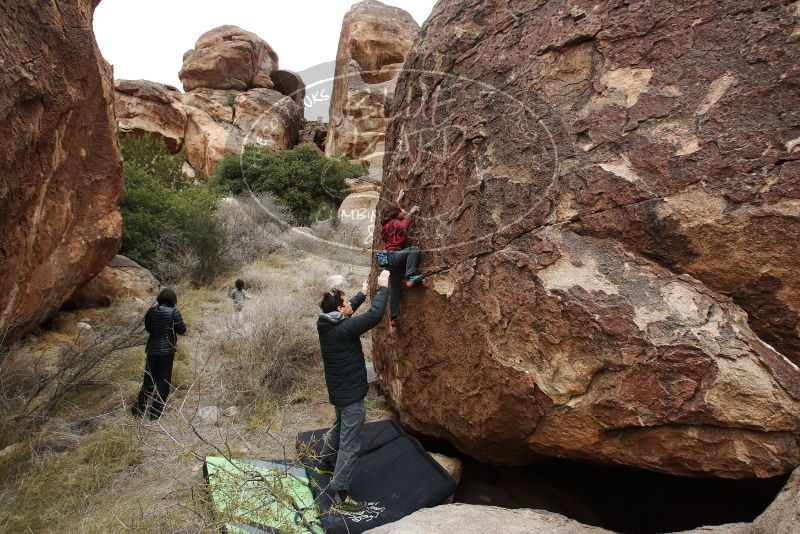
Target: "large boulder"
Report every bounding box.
[114,79,188,151]
[181,104,242,177]
[387,0,800,365]
[114,26,302,177]
[70,255,158,308]
[232,88,301,150]
[179,25,279,92]
[325,0,419,180]
[180,88,235,122]
[747,466,800,534]
[372,0,800,478]
[0,0,123,344]
[376,227,800,477]
[177,88,301,176]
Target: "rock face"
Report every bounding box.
[179,26,278,92]
[70,255,158,308]
[0,0,123,344]
[429,452,462,485]
[114,26,303,176]
[366,504,612,534]
[747,467,800,534]
[180,101,242,176]
[372,0,800,478]
[115,79,187,151]
[230,88,301,151]
[377,227,800,477]
[325,0,419,181]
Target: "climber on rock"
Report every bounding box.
[379,189,423,328]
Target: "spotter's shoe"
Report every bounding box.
[331,495,366,514]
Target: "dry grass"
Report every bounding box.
[0,298,147,420]
[218,193,288,267]
[210,294,320,415]
[239,252,365,298]
[0,418,145,533]
[0,244,373,532]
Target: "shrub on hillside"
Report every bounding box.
[119,133,227,285]
[217,193,291,266]
[119,132,192,189]
[212,294,319,411]
[210,145,366,226]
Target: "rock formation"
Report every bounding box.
[69,255,158,308]
[325,0,419,182]
[178,26,278,92]
[115,79,187,151]
[372,0,800,478]
[0,0,123,344]
[114,26,304,176]
[747,466,800,534]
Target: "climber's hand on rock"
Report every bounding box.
[409,205,420,215]
[377,270,390,288]
[362,279,369,294]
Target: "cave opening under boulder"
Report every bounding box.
[417,435,788,534]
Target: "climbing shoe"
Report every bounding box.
[311,461,335,475]
[390,317,400,328]
[403,274,424,288]
[331,495,366,514]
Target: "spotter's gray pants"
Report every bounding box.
[320,398,366,492]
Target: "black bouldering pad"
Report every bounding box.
[296,419,456,533]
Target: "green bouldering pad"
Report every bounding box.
[203,456,324,533]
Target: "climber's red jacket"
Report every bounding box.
[381,212,414,250]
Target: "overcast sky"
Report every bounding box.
[94,0,438,120]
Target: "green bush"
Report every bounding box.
[119,133,224,285]
[119,133,191,189]
[210,145,366,226]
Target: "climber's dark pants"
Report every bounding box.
[135,352,174,419]
[386,246,419,319]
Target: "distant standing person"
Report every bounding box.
[230,278,249,328]
[315,270,390,513]
[132,288,186,420]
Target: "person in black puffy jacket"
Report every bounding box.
[132,288,187,420]
[314,269,390,513]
